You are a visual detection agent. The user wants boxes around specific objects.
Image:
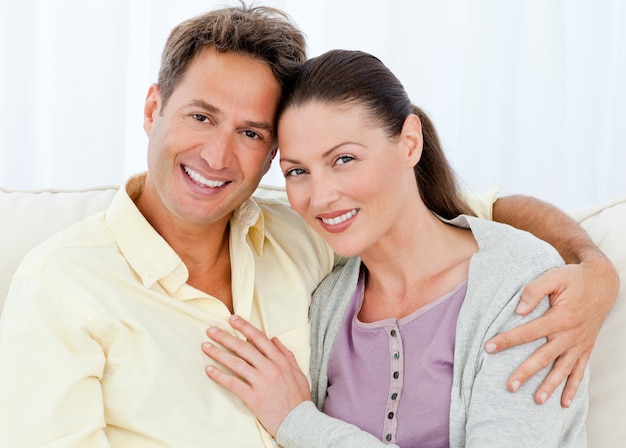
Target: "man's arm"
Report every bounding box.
[487,194,619,407]
[0,276,108,446]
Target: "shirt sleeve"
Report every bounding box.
[0,276,109,447]
[462,188,499,220]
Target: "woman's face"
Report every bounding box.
[278,101,422,257]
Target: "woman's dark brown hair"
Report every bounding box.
[280,49,474,219]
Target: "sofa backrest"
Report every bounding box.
[0,186,119,307]
[569,196,626,447]
[0,185,625,447]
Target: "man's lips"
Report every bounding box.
[183,165,228,188]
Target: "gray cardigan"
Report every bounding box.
[277,216,588,447]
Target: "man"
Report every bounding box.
[0,3,617,447]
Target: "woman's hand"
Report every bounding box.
[485,257,618,407]
[202,315,312,437]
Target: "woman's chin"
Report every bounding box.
[328,243,361,259]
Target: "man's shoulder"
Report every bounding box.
[256,198,327,250]
[252,184,289,204]
[15,212,114,277]
[250,187,310,234]
[250,193,336,272]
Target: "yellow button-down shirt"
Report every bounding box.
[0,175,336,447]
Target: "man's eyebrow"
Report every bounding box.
[186,99,274,134]
[244,120,274,134]
[187,99,221,115]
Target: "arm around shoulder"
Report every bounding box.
[487,194,618,406]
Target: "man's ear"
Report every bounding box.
[143,84,161,137]
[262,147,279,175]
[401,114,423,167]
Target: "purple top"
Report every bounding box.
[323,270,467,447]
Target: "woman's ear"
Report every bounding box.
[401,114,423,167]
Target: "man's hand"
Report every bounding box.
[486,257,618,406]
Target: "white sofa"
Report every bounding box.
[1,185,624,447]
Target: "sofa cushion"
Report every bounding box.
[570,196,626,447]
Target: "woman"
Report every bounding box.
[202,50,588,447]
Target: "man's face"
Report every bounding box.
[142,47,281,230]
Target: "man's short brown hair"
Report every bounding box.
[157,2,307,109]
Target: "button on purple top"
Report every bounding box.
[323,272,467,446]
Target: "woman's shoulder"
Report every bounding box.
[461,215,564,270]
[313,256,361,298]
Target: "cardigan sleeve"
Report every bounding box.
[459,295,588,447]
[276,401,399,448]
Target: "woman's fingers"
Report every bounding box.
[201,315,312,437]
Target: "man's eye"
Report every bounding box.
[244,130,261,139]
[192,114,209,123]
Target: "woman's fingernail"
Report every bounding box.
[511,380,521,392]
[516,301,529,314]
[485,342,497,353]
[230,314,239,321]
[538,392,548,404]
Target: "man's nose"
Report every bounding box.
[200,131,235,170]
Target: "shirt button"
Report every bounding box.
[393,351,400,359]
[390,329,397,337]
[391,392,398,400]
[386,434,392,442]
[393,371,399,379]
[388,412,394,419]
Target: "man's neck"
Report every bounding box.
[133,177,235,311]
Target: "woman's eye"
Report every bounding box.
[285,167,307,177]
[335,155,355,165]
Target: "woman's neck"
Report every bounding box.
[358,210,477,323]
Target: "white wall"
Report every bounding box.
[1,0,624,209]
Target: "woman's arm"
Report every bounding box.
[488,194,619,406]
[202,315,396,448]
[462,295,588,447]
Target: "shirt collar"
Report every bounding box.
[232,195,266,256]
[105,173,267,291]
[105,174,185,290]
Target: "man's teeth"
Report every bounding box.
[184,166,226,188]
[321,209,357,225]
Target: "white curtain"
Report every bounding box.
[1,0,624,209]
